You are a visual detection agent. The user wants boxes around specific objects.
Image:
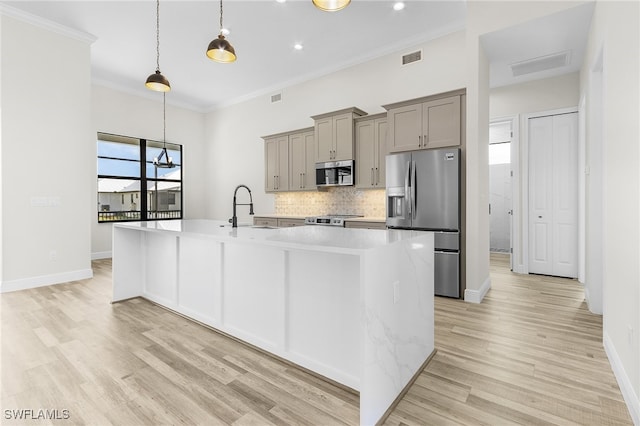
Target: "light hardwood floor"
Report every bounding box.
[0,254,632,425]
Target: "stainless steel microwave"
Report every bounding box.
[315,160,354,187]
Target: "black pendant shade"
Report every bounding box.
[206,34,237,63]
[145,70,171,92]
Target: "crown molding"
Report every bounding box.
[0,3,96,44]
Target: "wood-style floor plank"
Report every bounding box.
[0,254,633,425]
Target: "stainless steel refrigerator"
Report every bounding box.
[386,147,460,298]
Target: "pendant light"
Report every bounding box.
[153,93,175,169]
[312,0,351,12]
[206,0,236,63]
[145,0,171,92]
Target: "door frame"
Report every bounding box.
[521,106,578,274]
[489,115,518,271]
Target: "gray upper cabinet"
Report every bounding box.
[312,107,367,162]
[263,135,289,192]
[289,129,315,191]
[355,113,387,189]
[385,93,461,153]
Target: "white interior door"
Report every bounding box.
[528,113,578,278]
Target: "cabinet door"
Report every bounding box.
[289,132,305,191]
[265,138,278,192]
[355,120,376,188]
[277,218,305,228]
[302,131,316,190]
[423,96,460,149]
[387,104,422,153]
[315,117,333,162]
[253,217,278,227]
[276,136,289,191]
[333,112,354,161]
[374,118,388,187]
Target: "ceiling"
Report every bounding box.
[2,1,594,112]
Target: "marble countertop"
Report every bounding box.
[115,219,425,255]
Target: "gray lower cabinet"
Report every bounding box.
[345,221,387,230]
[253,217,279,227]
[253,217,305,228]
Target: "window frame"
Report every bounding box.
[97,132,183,223]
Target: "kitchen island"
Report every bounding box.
[112,219,434,425]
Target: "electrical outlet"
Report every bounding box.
[49,250,57,262]
[393,281,400,304]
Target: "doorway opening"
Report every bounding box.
[489,120,513,264]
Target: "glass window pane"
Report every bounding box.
[97,178,142,222]
[98,158,141,177]
[146,164,181,180]
[146,182,182,220]
[97,140,140,160]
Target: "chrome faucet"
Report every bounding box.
[231,184,254,228]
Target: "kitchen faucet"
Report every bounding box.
[231,184,254,228]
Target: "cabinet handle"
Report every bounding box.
[376,167,379,185]
[418,135,422,147]
[300,172,303,188]
[371,168,374,186]
[424,134,428,146]
[273,175,276,190]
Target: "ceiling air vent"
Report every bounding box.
[402,50,422,66]
[270,93,282,103]
[510,51,571,77]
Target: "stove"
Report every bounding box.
[304,214,364,227]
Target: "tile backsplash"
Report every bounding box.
[275,187,386,217]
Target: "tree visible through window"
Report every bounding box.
[97,132,183,222]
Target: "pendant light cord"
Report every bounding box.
[219,0,223,33]
[155,0,161,72]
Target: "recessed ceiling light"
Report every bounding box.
[276,0,286,3]
[393,2,405,11]
[220,28,230,36]
[294,43,303,51]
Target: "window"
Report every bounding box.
[97,133,183,223]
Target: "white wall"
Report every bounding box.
[489,73,580,270]
[581,1,640,422]
[1,14,93,290]
[204,31,467,224]
[91,85,207,257]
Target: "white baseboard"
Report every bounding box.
[0,269,93,293]
[603,332,640,425]
[464,276,491,304]
[91,251,112,260]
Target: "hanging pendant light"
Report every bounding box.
[153,93,175,169]
[206,0,236,63]
[145,0,171,92]
[312,0,351,12]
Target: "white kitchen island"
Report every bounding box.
[112,219,434,425]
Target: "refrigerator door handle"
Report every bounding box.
[405,160,411,216]
[411,160,417,219]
